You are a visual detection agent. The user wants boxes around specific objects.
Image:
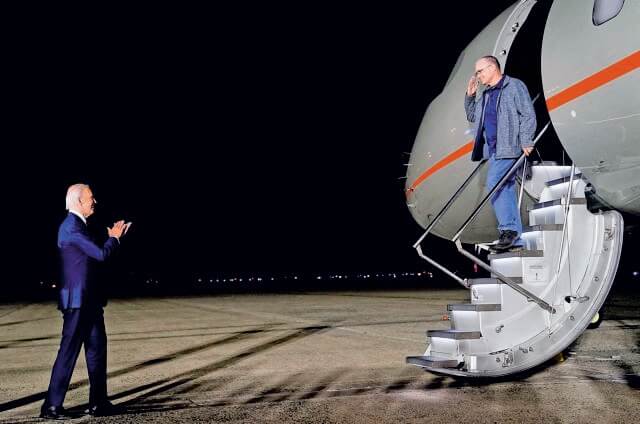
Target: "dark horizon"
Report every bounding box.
[4,2,640,300]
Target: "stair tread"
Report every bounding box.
[545,173,583,187]
[406,355,460,368]
[488,249,543,260]
[531,198,586,210]
[447,303,501,311]
[468,277,523,285]
[531,161,561,166]
[523,224,564,232]
[427,330,482,339]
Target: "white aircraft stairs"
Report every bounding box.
[407,125,624,377]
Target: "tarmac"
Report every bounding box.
[0,286,638,423]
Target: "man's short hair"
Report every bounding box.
[480,55,501,71]
[66,183,89,210]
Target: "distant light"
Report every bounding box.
[316,276,322,280]
[197,278,203,283]
[417,272,422,277]
[40,281,44,285]
[51,284,57,288]
[633,271,639,277]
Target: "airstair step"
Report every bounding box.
[488,249,543,260]
[406,355,460,368]
[523,224,563,232]
[531,161,560,166]
[530,198,587,210]
[545,173,583,187]
[468,277,523,285]
[427,330,482,340]
[447,303,501,312]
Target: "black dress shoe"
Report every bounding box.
[494,230,518,251]
[85,401,122,417]
[40,405,71,420]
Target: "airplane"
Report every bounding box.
[404,0,639,376]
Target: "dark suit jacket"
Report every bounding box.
[57,213,119,310]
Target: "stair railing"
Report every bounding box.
[556,164,576,275]
[412,160,487,288]
[413,121,556,313]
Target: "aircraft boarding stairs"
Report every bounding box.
[407,152,624,377]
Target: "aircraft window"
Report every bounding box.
[593,0,625,26]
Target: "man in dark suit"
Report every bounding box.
[41,183,130,419]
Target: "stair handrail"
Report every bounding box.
[411,94,545,289]
[448,121,556,313]
[413,160,487,249]
[411,161,487,288]
[451,122,550,243]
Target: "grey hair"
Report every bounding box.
[65,183,89,210]
[479,55,501,71]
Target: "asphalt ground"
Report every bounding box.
[0,287,638,423]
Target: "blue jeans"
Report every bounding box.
[486,154,522,243]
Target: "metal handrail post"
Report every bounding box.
[518,157,527,211]
[556,164,576,274]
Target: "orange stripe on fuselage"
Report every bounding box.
[406,141,474,197]
[406,49,640,196]
[545,50,640,111]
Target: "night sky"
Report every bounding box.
[12,1,636,294]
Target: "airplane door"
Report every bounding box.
[492,0,537,66]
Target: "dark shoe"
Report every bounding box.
[85,401,122,417]
[40,405,71,420]
[494,230,518,251]
[507,244,524,252]
[488,231,506,252]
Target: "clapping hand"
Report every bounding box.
[107,220,130,239]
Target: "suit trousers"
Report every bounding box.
[45,307,108,407]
